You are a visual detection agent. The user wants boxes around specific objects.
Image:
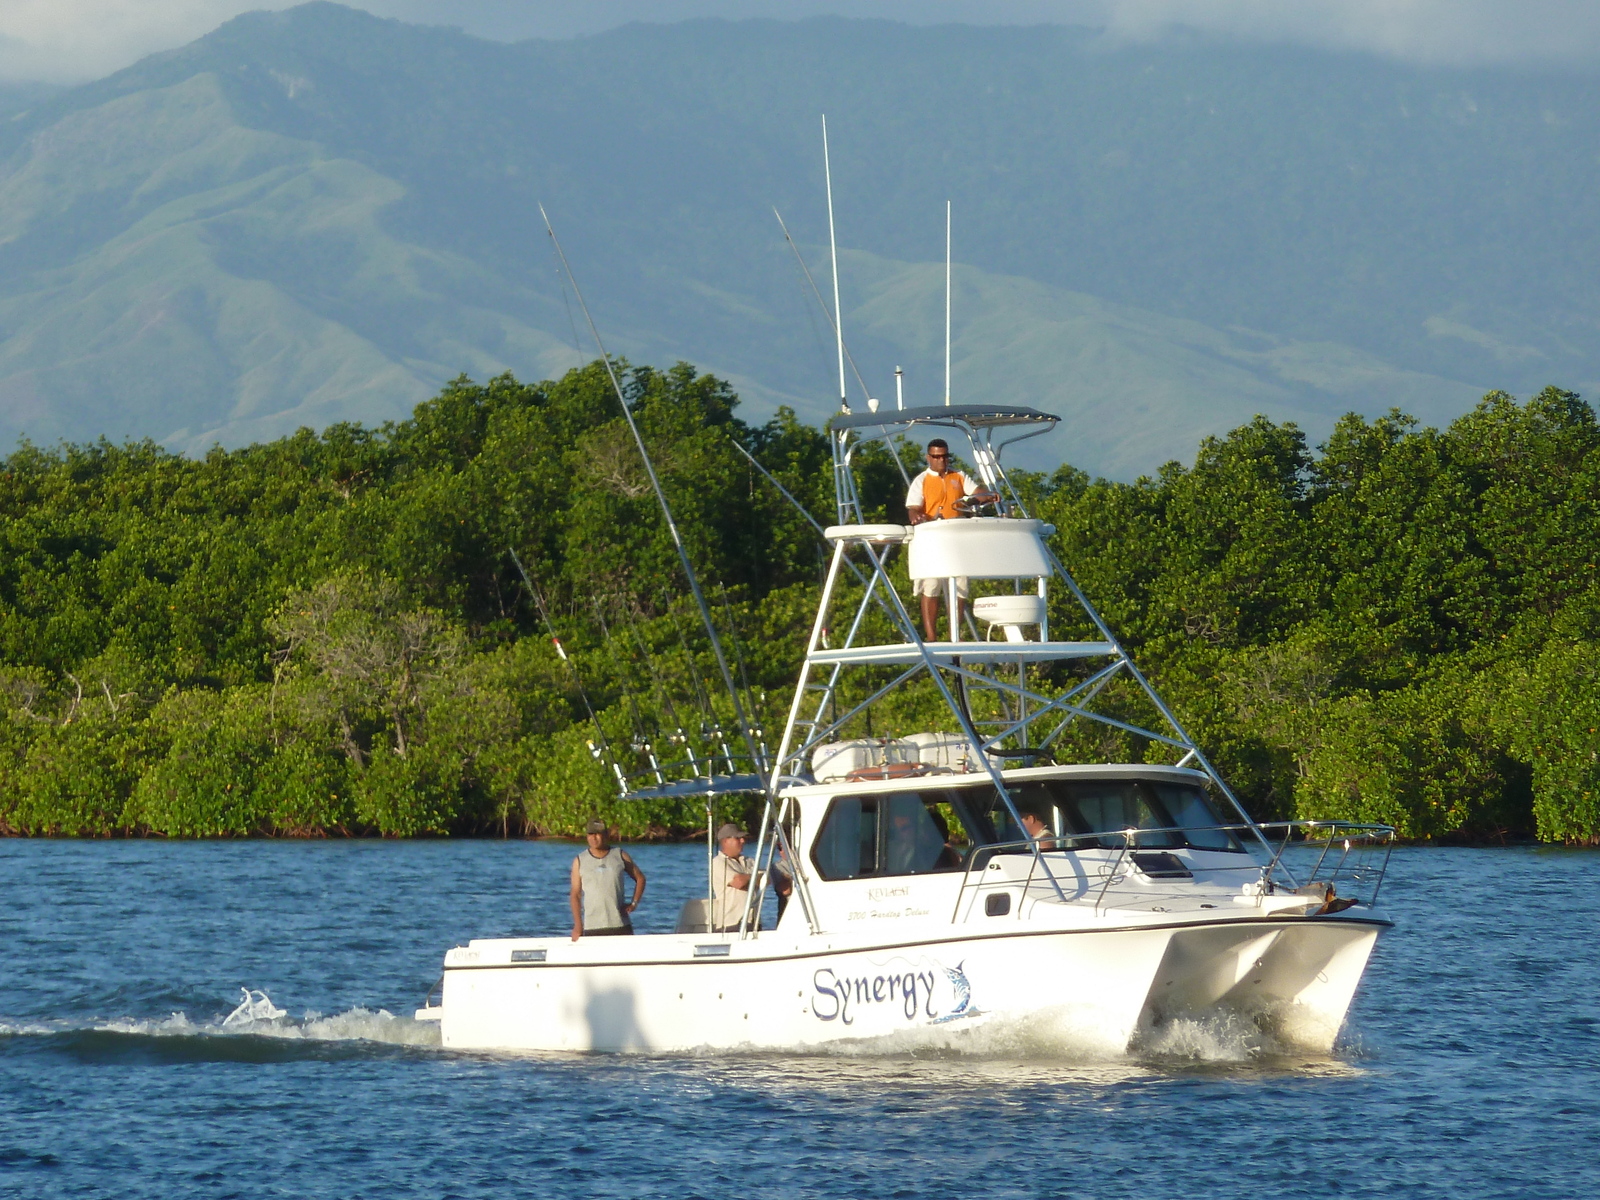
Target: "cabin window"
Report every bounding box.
[811,797,876,880]
[962,780,1245,853]
[1069,780,1178,848]
[810,792,967,880]
[1154,783,1242,851]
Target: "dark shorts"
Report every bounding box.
[583,926,634,936]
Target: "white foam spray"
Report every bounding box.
[0,987,442,1049]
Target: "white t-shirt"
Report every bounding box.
[905,468,980,510]
[710,853,758,930]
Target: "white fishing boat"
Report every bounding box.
[419,398,1392,1055]
[419,137,1394,1055]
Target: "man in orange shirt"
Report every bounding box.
[905,439,997,639]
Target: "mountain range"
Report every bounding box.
[1,4,1598,476]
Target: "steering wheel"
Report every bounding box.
[955,494,1003,517]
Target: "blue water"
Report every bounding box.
[1,841,1597,1199]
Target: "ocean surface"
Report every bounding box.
[1,839,1596,1199]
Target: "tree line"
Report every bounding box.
[0,361,1594,843]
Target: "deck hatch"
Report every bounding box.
[1131,852,1192,879]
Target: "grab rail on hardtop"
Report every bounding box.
[949,820,1396,921]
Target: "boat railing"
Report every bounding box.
[949,820,1396,922]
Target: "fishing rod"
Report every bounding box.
[590,600,665,789]
[730,435,908,611]
[507,548,625,793]
[540,204,766,788]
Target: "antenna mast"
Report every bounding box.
[944,200,952,406]
[823,116,848,414]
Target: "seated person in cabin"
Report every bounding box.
[1019,810,1057,851]
[709,823,760,933]
[930,809,965,870]
[570,819,646,940]
[904,438,998,640]
[882,796,966,875]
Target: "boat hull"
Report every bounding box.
[432,915,1385,1056]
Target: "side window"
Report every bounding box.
[811,797,878,880]
[880,793,950,875]
[811,793,965,880]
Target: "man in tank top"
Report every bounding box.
[570,819,647,940]
[905,438,998,640]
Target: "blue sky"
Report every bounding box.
[5,1,1600,84]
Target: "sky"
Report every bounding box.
[4,0,1600,84]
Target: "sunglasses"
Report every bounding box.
[927,451,949,459]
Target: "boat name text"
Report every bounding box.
[811,967,937,1024]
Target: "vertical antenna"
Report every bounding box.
[823,115,848,415]
[895,365,904,411]
[944,200,952,406]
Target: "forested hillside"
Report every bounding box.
[0,362,1595,842]
[4,4,1600,474]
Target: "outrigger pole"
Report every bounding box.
[539,205,767,789]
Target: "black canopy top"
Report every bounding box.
[829,404,1059,432]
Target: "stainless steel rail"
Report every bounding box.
[949,820,1396,923]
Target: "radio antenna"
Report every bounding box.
[823,116,848,415]
[944,200,952,406]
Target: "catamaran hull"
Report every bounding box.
[432,916,1384,1056]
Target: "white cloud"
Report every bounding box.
[0,1,294,83]
[1094,0,1600,67]
[4,0,1600,85]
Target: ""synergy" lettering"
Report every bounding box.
[810,967,938,1025]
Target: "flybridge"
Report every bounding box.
[750,400,1276,937]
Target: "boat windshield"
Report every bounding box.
[961,778,1245,853]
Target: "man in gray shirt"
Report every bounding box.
[570,819,646,940]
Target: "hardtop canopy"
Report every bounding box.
[829,404,1058,432]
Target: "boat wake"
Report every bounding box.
[785,1003,1362,1070]
[0,987,442,1060]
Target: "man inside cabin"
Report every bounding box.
[904,438,998,640]
[709,823,760,933]
[1019,810,1057,851]
[570,819,646,940]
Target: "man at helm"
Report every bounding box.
[904,438,997,639]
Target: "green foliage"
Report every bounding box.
[1293,675,1508,839]
[1039,385,1600,841]
[0,366,1597,843]
[0,361,830,838]
[1497,639,1600,844]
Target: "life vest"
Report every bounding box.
[921,470,970,520]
